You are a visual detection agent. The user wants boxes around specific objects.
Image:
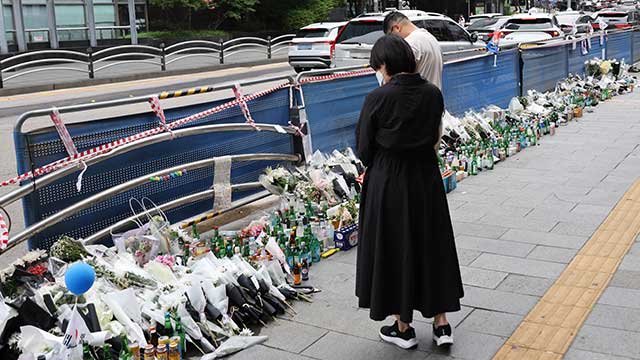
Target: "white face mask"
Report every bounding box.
[375,71,385,86]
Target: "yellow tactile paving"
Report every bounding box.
[493,180,640,360]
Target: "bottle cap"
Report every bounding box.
[157,343,167,352]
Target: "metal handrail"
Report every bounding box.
[82,186,269,244]
[165,53,220,65]
[225,49,268,58]
[0,123,298,209]
[165,47,220,57]
[1,58,88,72]
[165,40,221,52]
[0,49,89,64]
[271,34,296,44]
[93,44,162,57]
[15,72,295,133]
[295,64,371,84]
[4,67,89,82]
[93,52,159,64]
[224,37,269,46]
[6,153,300,249]
[223,43,267,53]
[94,59,161,72]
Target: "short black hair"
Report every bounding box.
[370,35,416,75]
[383,11,409,34]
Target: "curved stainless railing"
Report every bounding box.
[0,123,298,209]
[5,153,299,251]
[82,185,269,245]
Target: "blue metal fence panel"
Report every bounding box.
[303,75,378,154]
[633,30,640,63]
[522,45,568,92]
[607,31,632,63]
[568,36,606,75]
[15,89,294,249]
[442,49,520,116]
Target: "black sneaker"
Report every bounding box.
[432,323,454,347]
[379,321,418,349]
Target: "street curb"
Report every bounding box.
[0,58,288,97]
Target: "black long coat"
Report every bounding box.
[355,73,464,323]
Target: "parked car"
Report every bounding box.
[497,14,563,45]
[592,9,635,30]
[333,10,484,68]
[467,16,510,41]
[468,13,504,26]
[288,22,347,73]
[556,11,595,34]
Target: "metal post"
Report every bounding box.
[160,42,166,71]
[11,0,26,52]
[0,0,10,54]
[46,0,58,49]
[219,37,224,64]
[267,35,271,59]
[87,47,94,79]
[0,62,4,88]
[85,0,97,47]
[127,0,137,45]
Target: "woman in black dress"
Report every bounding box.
[355,35,464,349]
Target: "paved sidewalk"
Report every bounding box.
[229,89,640,360]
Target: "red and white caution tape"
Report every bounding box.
[232,83,259,131]
[300,68,375,84]
[149,96,174,139]
[50,108,78,158]
[0,82,290,189]
[0,213,8,249]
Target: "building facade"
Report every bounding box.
[1,0,147,53]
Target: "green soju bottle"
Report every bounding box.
[164,312,173,336]
[470,154,479,176]
[487,148,494,170]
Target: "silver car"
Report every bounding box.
[334,10,485,68]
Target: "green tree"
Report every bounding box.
[285,0,346,29]
[149,0,258,30]
[205,0,260,29]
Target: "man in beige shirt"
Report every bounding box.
[383,12,443,90]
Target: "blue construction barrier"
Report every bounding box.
[521,44,569,92]
[607,31,633,64]
[568,35,607,75]
[15,89,294,249]
[302,75,378,153]
[633,30,640,63]
[443,49,520,116]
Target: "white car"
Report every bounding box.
[288,22,347,73]
[334,10,484,68]
[498,14,563,46]
[556,11,595,35]
[468,13,504,26]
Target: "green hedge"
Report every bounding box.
[134,30,229,40]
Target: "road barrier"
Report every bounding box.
[2,28,639,252]
[0,34,294,88]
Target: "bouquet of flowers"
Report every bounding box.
[259,167,297,195]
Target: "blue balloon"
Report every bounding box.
[65,262,96,296]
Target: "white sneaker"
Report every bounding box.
[433,323,454,347]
